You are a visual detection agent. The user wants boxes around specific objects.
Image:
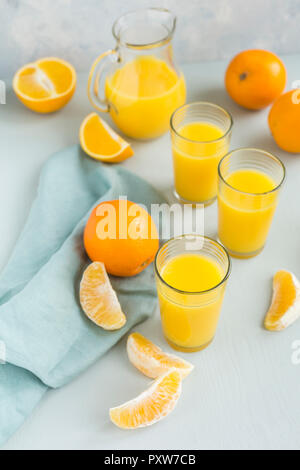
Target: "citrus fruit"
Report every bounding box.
[264,270,300,331]
[84,199,159,277]
[13,57,76,113]
[79,113,134,162]
[80,262,126,330]
[127,332,194,379]
[109,369,182,429]
[269,90,300,153]
[225,49,286,110]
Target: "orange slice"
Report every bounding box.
[127,332,194,379]
[110,369,182,429]
[13,57,76,113]
[264,270,300,331]
[79,113,134,163]
[80,262,126,330]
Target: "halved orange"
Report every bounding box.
[264,270,300,331]
[80,262,126,330]
[79,113,134,163]
[127,333,194,379]
[110,369,182,429]
[13,57,76,113]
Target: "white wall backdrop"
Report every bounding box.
[1,0,300,76]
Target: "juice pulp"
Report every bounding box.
[172,122,228,203]
[218,169,278,257]
[105,56,186,140]
[157,253,226,351]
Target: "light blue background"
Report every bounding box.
[1,0,300,77]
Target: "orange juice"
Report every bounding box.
[172,121,229,203]
[218,169,278,257]
[157,253,227,351]
[171,103,232,205]
[105,56,186,140]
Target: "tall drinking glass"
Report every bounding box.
[170,102,233,205]
[218,148,285,258]
[155,235,231,352]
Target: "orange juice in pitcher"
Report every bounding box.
[88,8,186,140]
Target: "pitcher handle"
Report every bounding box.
[88,49,119,113]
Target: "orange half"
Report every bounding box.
[79,113,134,163]
[80,262,126,330]
[264,270,300,331]
[13,57,76,113]
[110,369,182,429]
[127,333,194,379]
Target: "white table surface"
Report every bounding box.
[1,56,300,451]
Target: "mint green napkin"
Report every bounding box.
[0,145,164,447]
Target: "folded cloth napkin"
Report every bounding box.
[0,145,165,447]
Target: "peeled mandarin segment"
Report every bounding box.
[13,57,76,113]
[264,270,300,331]
[79,113,134,163]
[109,369,182,429]
[80,262,126,330]
[127,332,194,379]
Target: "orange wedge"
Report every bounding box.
[264,270,300,331]
[127,333,194,379]
[110,369,182,429]
[80,262,126,330]
[79,113,134,163]
[13,57,76,113]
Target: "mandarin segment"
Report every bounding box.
[79,113,134,162]
[127,333,194,379]
[109,369,182,429]
[80,262,126,330]
[264,270,300,331]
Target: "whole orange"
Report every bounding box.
[84,199,159,277]
[225,49,286,110]
[269,90,300,153]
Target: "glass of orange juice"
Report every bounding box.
[155,235,231,352]
[170,102,233,205]
[218,148,285,258]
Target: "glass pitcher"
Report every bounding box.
[88,8,186,140]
